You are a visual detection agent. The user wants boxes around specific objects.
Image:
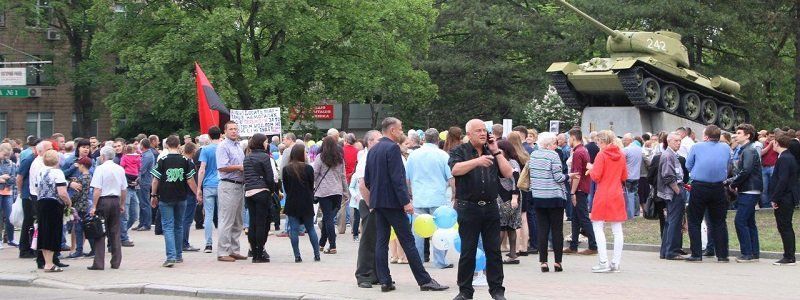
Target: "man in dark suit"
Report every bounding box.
[768,134,797,266]
[363,117,448,293]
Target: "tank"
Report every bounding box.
[547,0,748,131]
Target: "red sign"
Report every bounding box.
[289,104,335,120]
[313,105,334,120]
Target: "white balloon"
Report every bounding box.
[431,229,452,251]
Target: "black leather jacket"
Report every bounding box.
[243,149,277,193]
[727,142,763,192]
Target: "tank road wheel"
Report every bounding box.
[681,93,701,120]
[660,84,680,113]
[717,106,735,131]
[734,109,749,125]
[700,99,718,125]
[641,77,661,107]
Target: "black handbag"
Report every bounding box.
[642,189,659,220]
[82,215,107,239]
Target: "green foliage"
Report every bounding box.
[94,0,437,134]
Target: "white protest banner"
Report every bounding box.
[502,119,512,138]
[229,108,281,137]
[0,68,26,86]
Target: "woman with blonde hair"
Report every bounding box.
[506,132,531,256]
[36,150,72,272]
[529,132,571,272]
[587,130,628,273]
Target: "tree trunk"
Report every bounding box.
[794,0,800,122]
[340,101,350,131]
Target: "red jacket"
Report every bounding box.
[343,144,358,183]
[589,144,628,222]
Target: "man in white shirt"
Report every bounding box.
[88,146,128,270]
[677,127,695,158]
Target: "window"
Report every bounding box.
[25,0,52,29]
[71,113,98,138]
[26,112,53,138]
[0,113,7,140]
[25,56,54,86]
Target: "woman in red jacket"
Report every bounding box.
[586,130,627,273]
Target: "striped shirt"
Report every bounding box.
[528,149,567,200]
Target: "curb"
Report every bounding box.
[0,274,354,300]
[619,243,791,260]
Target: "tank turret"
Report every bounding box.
[547,0,749,131]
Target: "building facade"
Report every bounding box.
[0,2,112,141]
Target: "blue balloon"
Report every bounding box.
[475,248,486,272]
[453,236,462,253]
[433,206,458,229]
[272,152,280,160]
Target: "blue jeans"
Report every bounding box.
[587,181,596,211]
[287,215,320,259]
[318,195,342,249]
[660,190,686,258]
[183,194,197,248]
[159,200,186,261]
[242,205,250,230]
[734,193,760,257]
[137,185,152,228]
[202,187,218,247]
[1,195,14,242]
[120,188,139,242]
[760,166,773,208]
[624,180,640,219]
[414,207,449,268]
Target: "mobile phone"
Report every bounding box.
[488,135,495,144]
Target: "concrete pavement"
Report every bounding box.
[0,224,798,299]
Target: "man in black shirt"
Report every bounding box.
[150,135,198,267]
[449,119,513,300]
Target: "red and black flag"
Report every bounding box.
[195,62,229,133]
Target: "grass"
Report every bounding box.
[579,208,799,253]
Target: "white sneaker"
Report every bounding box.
[592,262,610,273]
[472,272,488,287]
[610,263,621,273]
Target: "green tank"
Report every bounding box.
[547,0,748,131]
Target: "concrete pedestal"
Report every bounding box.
[580,107,707,136]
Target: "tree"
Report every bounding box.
[94,0,437,134]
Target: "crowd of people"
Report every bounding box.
[0,118,797,300]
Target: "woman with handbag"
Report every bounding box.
[243,133,277,263]
[496,140,522,264]
[283,143,320,262]
[313,136,348,255]
[529,132,570,272]
[35,150,72,272]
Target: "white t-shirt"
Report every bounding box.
[678,136,695,158]
[36,167,67,203]
[29,157,46,197]
[90,160,127,197]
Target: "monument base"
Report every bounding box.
[580,107,707,136]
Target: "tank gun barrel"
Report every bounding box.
[555,0,624,41]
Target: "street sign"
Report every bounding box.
[0,87,29,98]
[0,68,26,86]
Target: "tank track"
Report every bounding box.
[618,65,749,127]
[550,72,585,110]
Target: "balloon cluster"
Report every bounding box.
[411,206,485,271]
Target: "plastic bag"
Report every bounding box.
[10,196,24,228]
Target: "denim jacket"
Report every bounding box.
[0,159,17,191]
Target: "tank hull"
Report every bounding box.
[547,57,748,131]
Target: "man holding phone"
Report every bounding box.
[449,119,513,300]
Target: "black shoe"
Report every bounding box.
[676,249,688,256]
[442,264,454,269]
[702,250,715,257]
[424,257,430,262]
[263,250,270,259]
[419,279,449,291]
[685,256,702,263]
[19,252,36,259]
[773,258,797,266]
[517,251,528,256]
[527,248,539,254]
[55,262,69,268]
[492,294,507,300]
[87,266,103,270]
[252,257,269,263]
[84,251,95,257]
[666,256,686,261]
[717,257,730,263]
[358,282,372,288]
[453,294,473,300]
[554,263,563,272]
[248,249,253,257]
[314,255,321,262]
[381,283,396,292]
[295,257,302,263]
